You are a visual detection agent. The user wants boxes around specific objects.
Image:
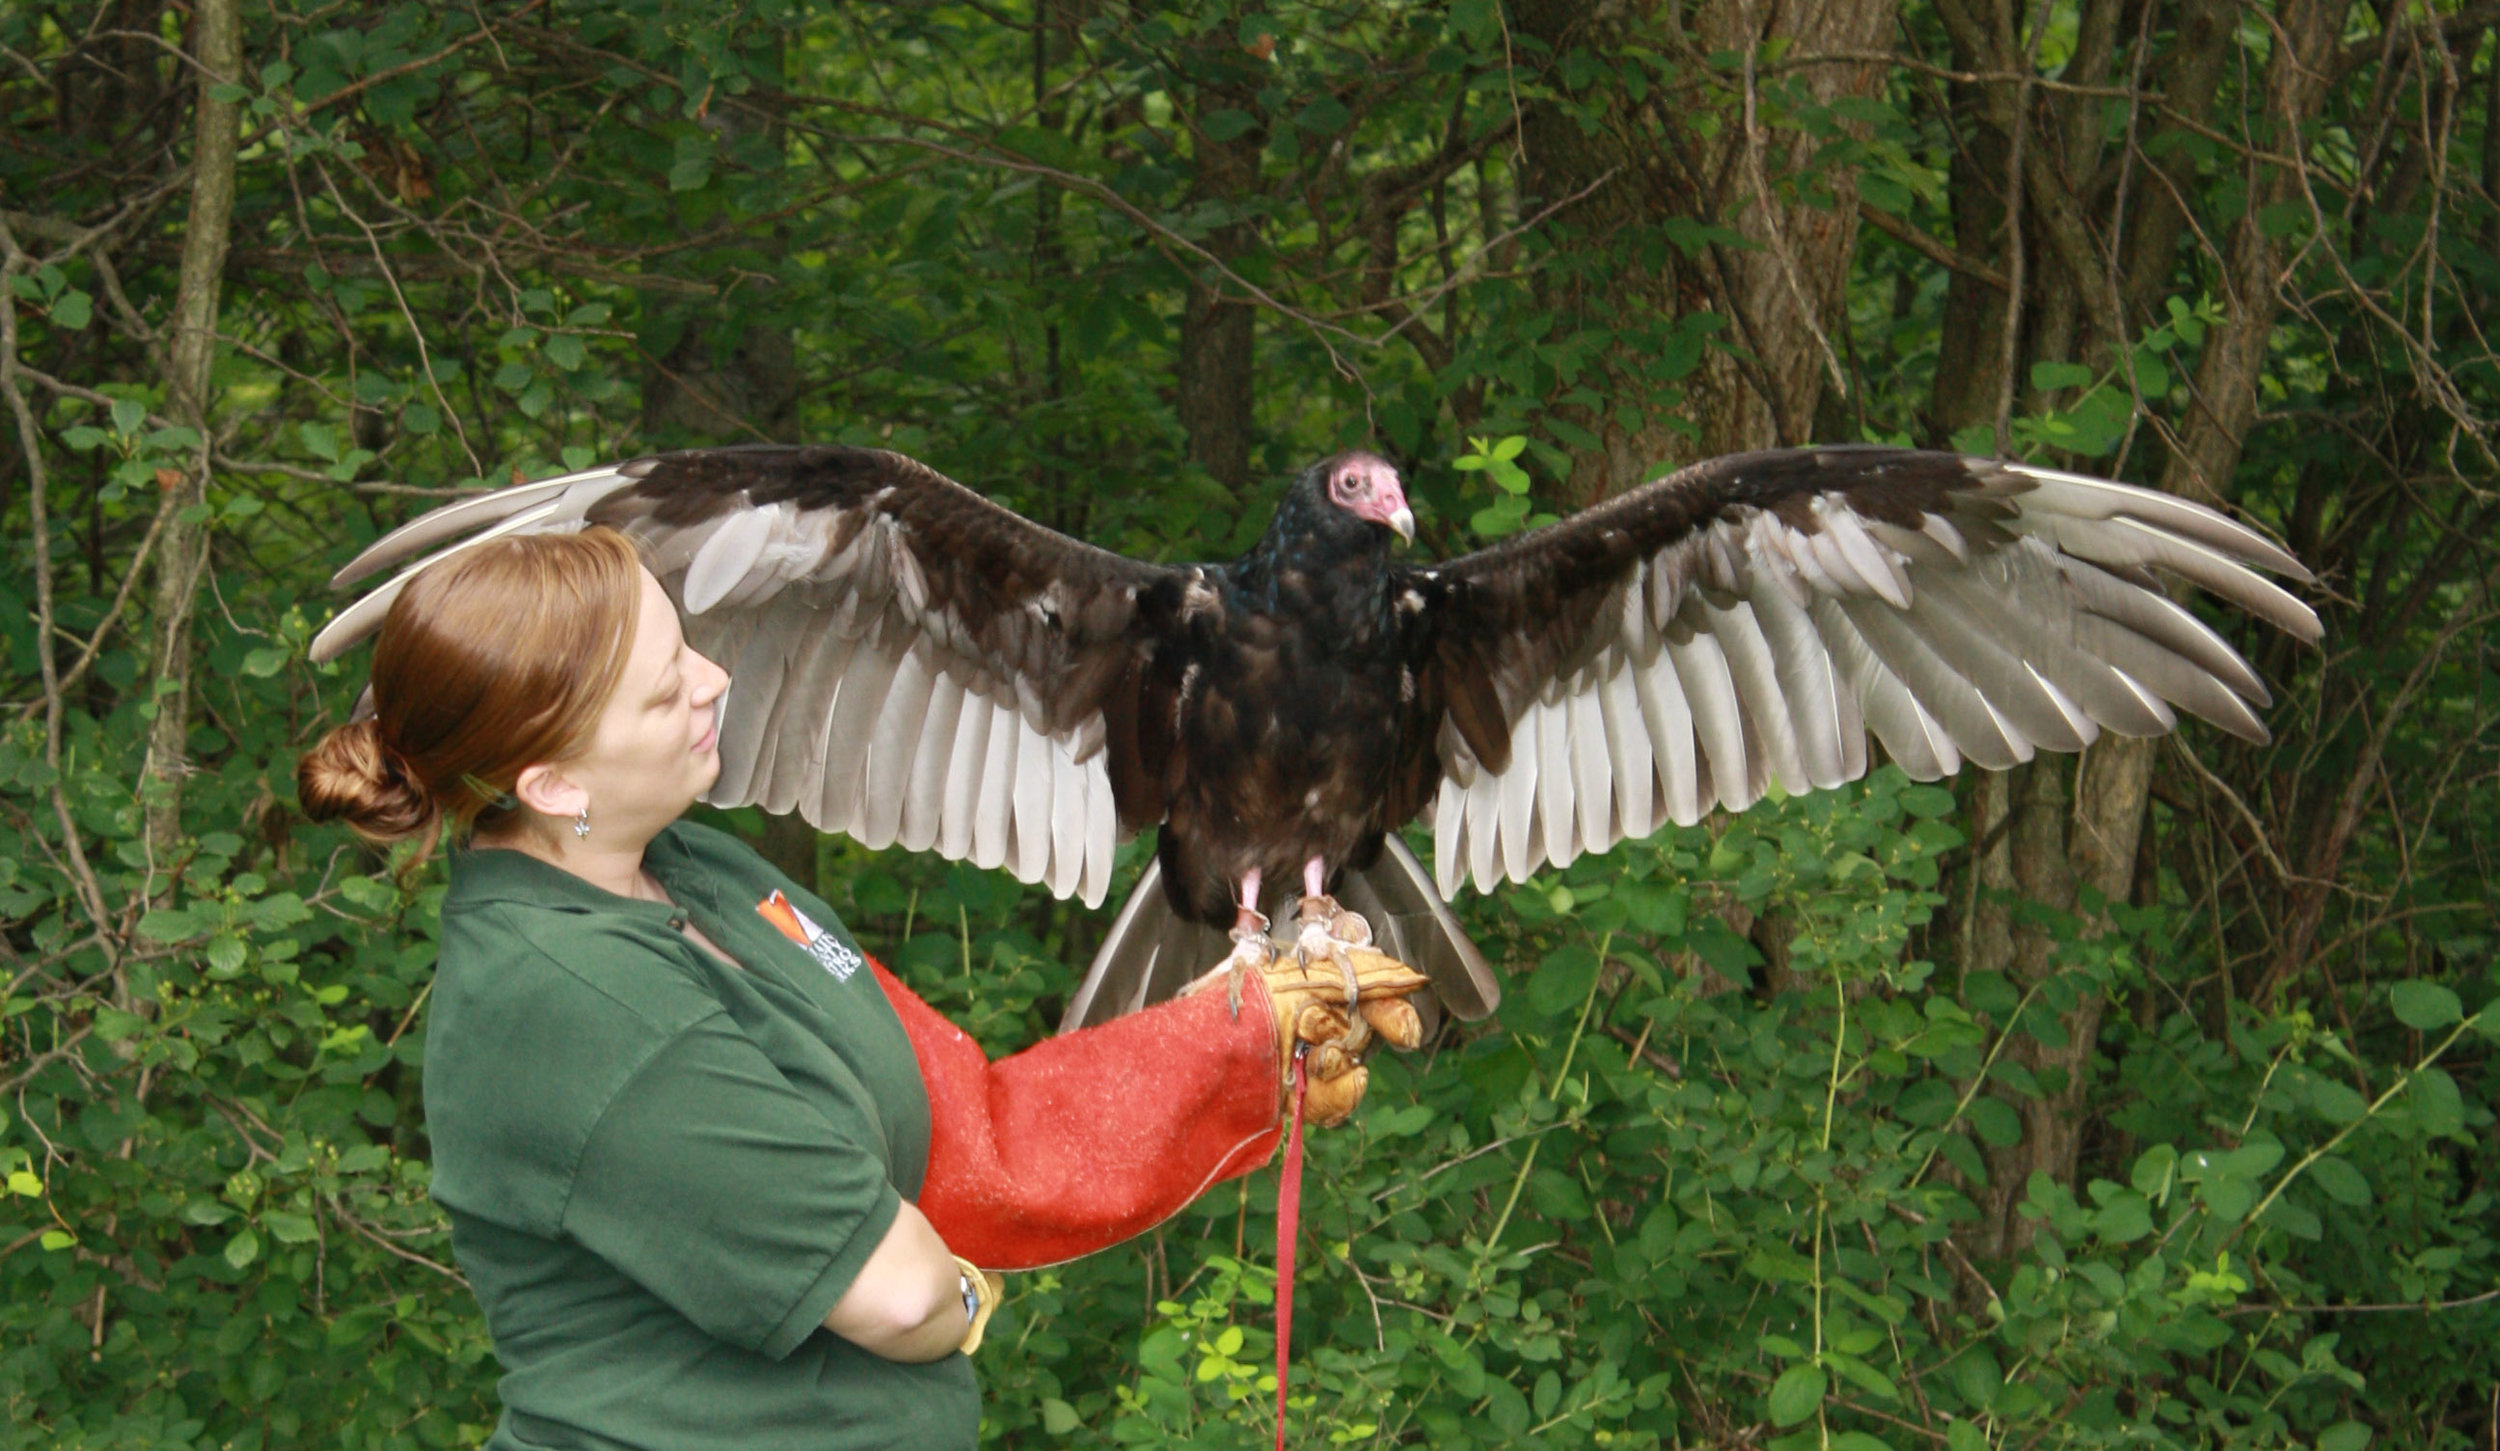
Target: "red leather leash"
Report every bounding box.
[1274,1050,1309,1451]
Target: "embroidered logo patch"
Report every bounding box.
[756,890,862,981]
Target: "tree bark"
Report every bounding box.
[140,0,242,886]
[1174,67,1263,496]
[1512,0,1895,503]
[1949,0,2351,1261]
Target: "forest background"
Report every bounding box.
[1,0,2495,1447]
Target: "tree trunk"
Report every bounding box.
[1947,0,2350,1260]
[1512,0,1895,503]
[1174,68,1263,495]
[140,0,242,888]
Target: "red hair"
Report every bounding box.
[298,527,645,860]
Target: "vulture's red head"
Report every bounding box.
[1323,452,1415,543]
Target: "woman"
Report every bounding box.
[298,527,1430,1451]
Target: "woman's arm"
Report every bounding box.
[870,960,1285,1270]
[820,1199,967,1362]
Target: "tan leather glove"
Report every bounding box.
[1256,946,1432,1129]
[953,1254,1003,1354]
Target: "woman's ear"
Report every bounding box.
[511,762,587,823]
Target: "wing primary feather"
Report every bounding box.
[1010,718,1052,885]
[770,626,860,817]
[1886,581,2086,752]
[2056,556,2270,702]
[857,649,935,849]
[1662,622,1751,813]
[1596,659,1657,843]
[1081,757,1116,909]
[1699,595,1809,795]
[1994,461,2312,579]
[329,467,630,589]
[1434,775,1468,898]
[1499,706,1540,885]
[970,697,1018,871]
[816,633,904,835]
[1048,738,1084,900]
[1631,652,1703,826]
[940,690,997,862]
[899,669,966,852]
[1834,596,2024,770]
[1745,577,1847,789]
[309,499,570,662]
[1536,699,1577,875]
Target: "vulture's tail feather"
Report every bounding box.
[1058,840,1502,1035]
[1345,835,1502,1023]
[1060,860,1226,1032]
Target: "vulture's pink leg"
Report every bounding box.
[1293,856,1372,1008]
[1222,869,1274,1016]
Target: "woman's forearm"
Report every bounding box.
[821,1200,969,1362]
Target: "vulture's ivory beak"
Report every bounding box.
[1388,506,1415,544]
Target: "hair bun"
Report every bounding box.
[297,717,439,846]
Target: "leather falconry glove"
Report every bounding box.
[1215,946,1431,1129]
[953,1254,1003,1354]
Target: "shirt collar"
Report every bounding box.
[445,820,713,920]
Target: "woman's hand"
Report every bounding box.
[1186,947,1432,1128]
[822,1201,971,1362]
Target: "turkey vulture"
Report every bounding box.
[311,443,2317,1030]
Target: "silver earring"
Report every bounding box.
[573,806,591,839]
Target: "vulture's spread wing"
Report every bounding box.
[312,445,1179,907]
[1417,445,2318,897]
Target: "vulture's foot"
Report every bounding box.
[1293,894,1373,1009]
[1222,906,1276,1018]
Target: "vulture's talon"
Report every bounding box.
[1223,909,1276,1019]
[1293,894,1372,1009]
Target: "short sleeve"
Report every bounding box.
[563,1014,903,1361]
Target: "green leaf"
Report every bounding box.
[265,1209,320,1244]
[1968,1096,2023,1148]
[1899,785,1956,819]
[224,1228,262,1270]
[2409,1067,2463,1137]
[240,646,289,677]
[2131,1143,2177,1199]
[40,1230,74,1252]
[1040,1398,1079,1434]
[2308,1155,2370,1206]
[2318,1423,2371,1451]
[2030,360,2094,391]
[1200,108,1257,142]
[2390,981,2461,1030]
[136,908,201,942]
[2091,1191,2153,1243]
[1767,1364,1825,1426]
[546,332,587,371]
[111,398,147,436]
[1824,1349,1899,1402]
[1946,1422,1988,1451]
[207,935,248,978]
[2307,1077,2367,1124]
[49,291,92,329]
[6,1170,40,1196]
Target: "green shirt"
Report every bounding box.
[424,820,978,1451]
